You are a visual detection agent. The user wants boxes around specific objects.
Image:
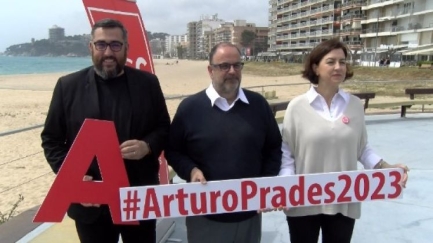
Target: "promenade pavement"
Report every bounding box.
[1,113,432,243]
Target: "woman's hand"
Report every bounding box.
[388,163,409,188]
[378,160,409,188]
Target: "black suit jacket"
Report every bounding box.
[41,66,170,223]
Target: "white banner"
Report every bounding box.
[119,169,403,221]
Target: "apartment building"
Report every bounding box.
[187,14,225,59]
[268,0,433,65]
[361,0,433,63]
[149,38,164,56]
[165,34,188,57]
[268,0,278,52]
[187,22,198,58]
[196,20,269,58]
[49,25,65,42]
[268,0,344,55]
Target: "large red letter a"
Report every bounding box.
[34,119,133,224]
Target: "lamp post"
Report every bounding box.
[373,11,379,67]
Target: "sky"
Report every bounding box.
[0,0,269,52]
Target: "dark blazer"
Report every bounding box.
[41,66,170,223]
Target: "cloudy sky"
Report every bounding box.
[0,0,269,52]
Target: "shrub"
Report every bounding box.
[0,194,24,225]
[417,61,433,67]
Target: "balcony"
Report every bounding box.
[341,0,364,11]
[307,29,334,37]
[276,35,290,41]
[277,26,292,31]
[321,5,335,13]
[277,29,329,41]
[360,24,433,38]
[275,17,335,33]
[342,14,363,21]
[299,21,309,28]
[362,0,404,11]
[275,42,318,50]
[277,14,334,24]
[345,41,362,49]
[277,0,328,14]
[361,15,397,25]
[339,28,362,36]
[277,0,293,5]
[276,16,290,24]
[310,8,320,14]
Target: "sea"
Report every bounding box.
[0,56,92,75]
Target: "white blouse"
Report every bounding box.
[279,86,381,176]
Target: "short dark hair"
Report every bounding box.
[302,38,353,84]
[208,42,241,64]
[91,18,128,43]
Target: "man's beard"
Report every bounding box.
[93,55,126,80]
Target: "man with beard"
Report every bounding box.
[41,18,170,243]
[165,42,282,243]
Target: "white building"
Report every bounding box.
[187,14,225,59]
[165,34,188,58]
[267,0,346,58]
[361,0,433,66]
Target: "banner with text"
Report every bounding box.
[119,168,403,221]
[83,0,154,73]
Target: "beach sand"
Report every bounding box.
[0,59,422,216]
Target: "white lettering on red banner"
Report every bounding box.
[119,169,403,221]
[83,0,154,73]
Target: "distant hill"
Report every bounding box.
[4,31,169,57]
[5,35,91,57]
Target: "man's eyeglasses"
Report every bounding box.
[93,41,124,52]
[211,62,244,71]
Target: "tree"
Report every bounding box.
[176,45,187,59]
[241,30,257,56]
[254,38,268,54]
[241,30,256,47]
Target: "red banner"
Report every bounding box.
[83,0,154,73]
[82,0,170,185]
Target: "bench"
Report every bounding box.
[268,99,290,117]
[405,88,433,100]
[368,100,433,117]
[352,92,376,110]
[268,92,376,123]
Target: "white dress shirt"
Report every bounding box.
[279,86,382,176]
[205,84,249,111]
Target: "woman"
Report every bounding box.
[279,38,409,243]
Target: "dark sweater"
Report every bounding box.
[96,73,131,143]
[166,89,282,222]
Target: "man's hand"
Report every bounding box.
[120,140,150,160]
[81,175,101,207]
[190,167,207,184]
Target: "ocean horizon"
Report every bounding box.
[0,56,92,75]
